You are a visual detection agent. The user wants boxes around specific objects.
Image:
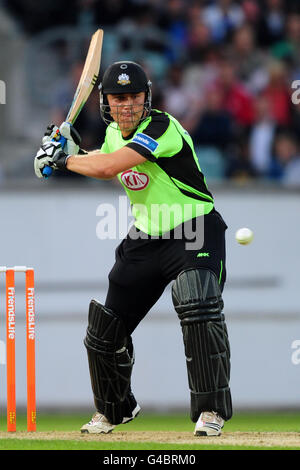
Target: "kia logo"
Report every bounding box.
[121,170,149,191]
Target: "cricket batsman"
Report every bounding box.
[34,61,232,436]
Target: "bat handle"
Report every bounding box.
[42,166,53,178]
[42,135,67,178]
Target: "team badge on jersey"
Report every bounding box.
[121,170,149,191]
[132,133,158,152]
[117,74,131,86]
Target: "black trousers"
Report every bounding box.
[105,209,227,335]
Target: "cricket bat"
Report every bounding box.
[43,28,104,177]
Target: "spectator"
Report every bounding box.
[272,13,300,65]
[50,62,85,125]
[202,0,245,43]
[269,132,300,187]
[261,60,292,126]
[226,133,257,181]
[191,84,235,151]
[257,0,286,47]
[162,63,196,124]
[182,46,221,119]
[213,56,255,129]
[242,0,261,26]
[187,21,213,63]
[77,0,99,30]
[117,6,169,80]
[229,24,270,93]
[249,95,277,175]
[157,0,188,63]
[186,0,203,27]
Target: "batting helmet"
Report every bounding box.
[99,61,152,126]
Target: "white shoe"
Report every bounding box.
[81,404,141,434]
[194,411,224,436]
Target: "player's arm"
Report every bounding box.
[34,124,146,179]
[66,147,147,179]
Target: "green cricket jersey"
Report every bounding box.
[100,110,214,235]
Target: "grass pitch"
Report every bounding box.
[0,412,299,450]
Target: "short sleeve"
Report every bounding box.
[100,136,110,154]
[126,112,183,162]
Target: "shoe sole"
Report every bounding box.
[81,428,114,434]
[194,430,221,437]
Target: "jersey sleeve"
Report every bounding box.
[100,136,110,154]
[126,112,183,162]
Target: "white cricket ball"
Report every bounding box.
[235,227,254,245]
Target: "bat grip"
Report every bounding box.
[42,135,67,178]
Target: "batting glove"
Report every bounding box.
[42,122,81,155]
[42,124,60,144]
[34,142,69,178]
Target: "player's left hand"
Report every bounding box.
[43,122,81,155]
[34,142,69,178]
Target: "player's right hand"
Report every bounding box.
[42,122,82,156]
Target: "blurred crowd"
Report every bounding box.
[3,0,300,186]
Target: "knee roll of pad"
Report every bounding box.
[172,268,224,321]
[84,299,128,354]
[172,269,232,421]
[84,299,136,425]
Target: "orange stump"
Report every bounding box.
[26,269,36,432]
[6,269,16,432]
[1,266,36,432]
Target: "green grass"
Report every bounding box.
[0,412,299,450]
[2,411,300,433]
[0,440,297,451]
